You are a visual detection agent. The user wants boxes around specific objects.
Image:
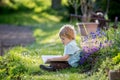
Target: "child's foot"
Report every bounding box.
[40,65,56,71]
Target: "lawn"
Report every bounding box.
[0,0,120,80]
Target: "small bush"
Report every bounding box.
[113,53,120,64]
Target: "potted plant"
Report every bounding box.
[68,0,99,36]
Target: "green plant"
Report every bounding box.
[0,52,27,79]
[112,53,120,64]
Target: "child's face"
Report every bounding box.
[60,36,71,45]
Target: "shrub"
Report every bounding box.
[112,53,120,64]
[0,53,28,80]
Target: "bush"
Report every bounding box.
[113,53,120,64]
[0,53,28,80]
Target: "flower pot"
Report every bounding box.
[76,22,98,36]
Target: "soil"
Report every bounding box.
[0,24,35,55]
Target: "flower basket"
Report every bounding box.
[76,22,101,53]
[76,22,98,36]
[76,22,111,53]
[76,23,112,65]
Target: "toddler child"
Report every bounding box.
[40,24,82,71]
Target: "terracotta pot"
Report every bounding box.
[76,23,98,36]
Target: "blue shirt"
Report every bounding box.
[64,40,81,67]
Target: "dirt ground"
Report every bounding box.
[0,24,35,55]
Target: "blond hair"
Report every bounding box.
[59,24,75,40]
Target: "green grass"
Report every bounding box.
[0,1,120,80]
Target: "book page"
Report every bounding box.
[41,55,63,64]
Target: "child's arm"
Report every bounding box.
[46,54,69,63]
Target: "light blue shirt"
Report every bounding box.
[64,40,81,67]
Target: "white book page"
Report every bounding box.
[41,55,62,63]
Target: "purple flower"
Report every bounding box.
[104,40,109,43]
[83,36,88,42]
[79,57,86,65]
[91,34,96,39]
[102,32,106,36]
[97,33,102,37]
[79,27,111,65]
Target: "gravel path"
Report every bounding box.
[0,24,35,55]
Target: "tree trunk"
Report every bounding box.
[51,0,61,9]
[0,0,3,6]
[81,0,95,22]
[0,40,4,56]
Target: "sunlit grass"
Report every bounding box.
[3,0,51,11]
[41,13,62,22]
[31,12,62,23]
[0,12,62,25]
[33,28,46,37]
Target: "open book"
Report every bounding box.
[41,55,67,64]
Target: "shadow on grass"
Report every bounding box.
[31,70,42,76]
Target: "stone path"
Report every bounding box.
[0,24,35,55]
